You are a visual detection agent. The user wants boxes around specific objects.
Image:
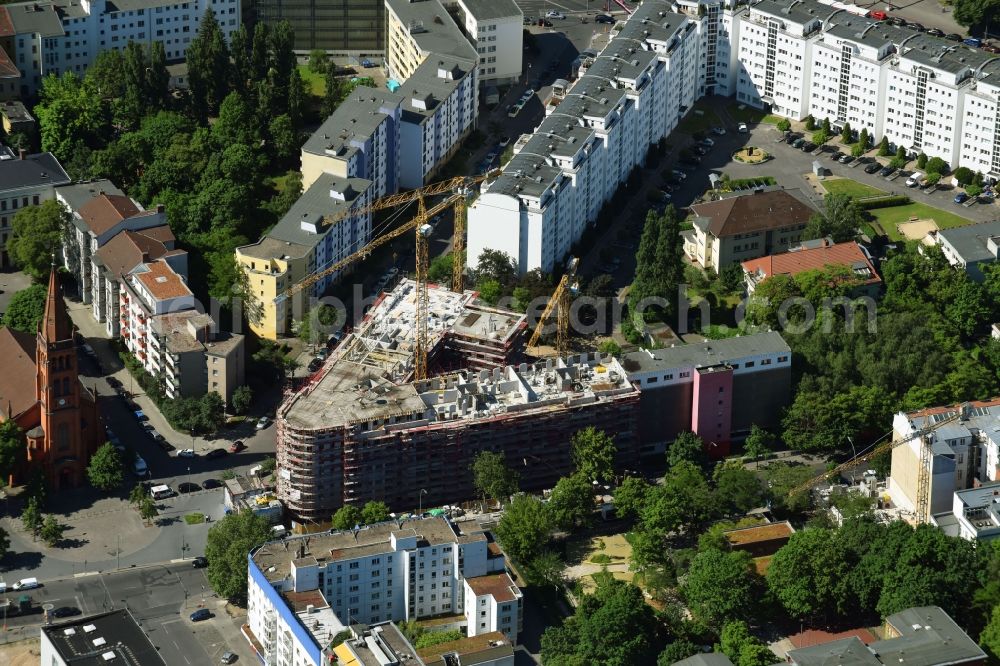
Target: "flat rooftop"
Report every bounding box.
[334,623,421,666]
[385,0,477,63]
[418,631,512,666]
[457,0,521,22]
[465,572,519,602]
[621,331,790,375]
[252,516,473,584]
[723,521,795,546]
[41,609,167,666]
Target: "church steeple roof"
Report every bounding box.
[41,260,72,343]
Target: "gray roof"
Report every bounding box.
[105,0,178,12]
[745,0,829,27]
[673,654,736,666]
[876,606,986,666]
[399,55,472,122]
[0,152,70,192]
[41,609,168,666]
[302,88,402,158]
[0,101,33,123]
[457,0,521,22]
[4,1,65,36]
[385,0,477,63]
[788,637,881,666]
[622,331,791,375]
[56,179,126,215]
[937,220,1000,264]
[267,173,372,250]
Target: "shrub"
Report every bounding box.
[916,153,928,169]
[776,118,791,132]
[857,195,911,210]
[803,115,815,131]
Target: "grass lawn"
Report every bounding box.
[297,64,325,97]
[870,202,974,241]
[728,102,768,124]
[761,113,783,125]
[822,178,887,199]
[184,513,206,525]
[678,100,722,134]
[266,172,296,195]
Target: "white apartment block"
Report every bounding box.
[467,0,716,274]
[2,0,241,97]
[120,257,196,367]
[446,0,523,86]
[0,149,70,269]
[246,517,521,666]
[384,0,477,84]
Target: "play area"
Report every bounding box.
[565,533,636,593]
[896,218,939,242]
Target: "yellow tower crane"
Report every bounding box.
[787,405,966,523]
[271,171,498,380]
[526,257,578,355]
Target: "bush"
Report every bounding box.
[857,195,911,210]
[776,118,791,132]
[925,156,949,176]
[967,184,983,198]
[916,153,928,169]
[812,130,829,145]
[953,166,974,186]
[889,156,907,170]
[308,50,328,73]
[877,137,890,156]
[803,115,815,131]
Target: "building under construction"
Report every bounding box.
[276,279,639,524]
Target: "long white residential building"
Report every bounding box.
[467,0,1000,275]
[246,516,522,666]
[0,0,241,97]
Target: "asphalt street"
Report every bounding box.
[0,565,255,663]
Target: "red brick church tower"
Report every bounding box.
[19,265,102,489]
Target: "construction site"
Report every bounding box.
[275,279,640,525]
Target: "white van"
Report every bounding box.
[906,171,924,187]
[13,578,39,590]
[133,455,148,477]
[150,484,172,500]
[272,525,287,538]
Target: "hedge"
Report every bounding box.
[858,195,911,210]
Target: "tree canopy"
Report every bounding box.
[471,450,520,507]
[571,427,617,483]
[205,509,274,602]
[2,283,48,333]
[87,443,124,491]
[494,494,553,565]
[8,201,70,281]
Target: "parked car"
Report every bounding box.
[671,169,687,180]
[879,166,896,177]
[190,609,211,622]
[146,428,164,442]
[498,135,511,147]
[965,37,983,48]
[738,122,748,133]
[693,145,708,156]
[954,192,970,204]
[545,10,565,18]
[361,58,376,68]
[537,18,553,27]
[134,410,147,422]
[712,126,727,135]
[523,15,533,24]
[830,150,844,161]
[206,448,227,460]
[178,482,200,494]
[51,606,81,618]
[946,33,962,42]
[221,651,237,664]
[926,28,944,37]
[905,171,924,187]
[256,416,272,430]
[792,138,805,148]
[595,14,615,24]
[864,162,882,174]
[701,137,715,147]
[866,10,887,20]
[838,154,853,164]
[308,359,323,373]
[157,440,175,453]
[193,556,208,568]
[13,578,39,591]
[801,141,816,152]
[906,22,925,31]
[201,478,221,490]
[785,133,801,144]
[680,154,701,165]
[82,344,97,358]
[229,440,246,453]
[887,16,905,26]
[177,449,196,458]
[507,102,522,118]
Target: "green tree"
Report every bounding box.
[548,473,595,530]
[0,415,24,486]
[40,515,65,547]
[743,425,773,468]
[718,621,779,666]
[323,67,351,116]
[268,114,298,163]
[308,49,329,73]
[968,183,984,198]
[775,118,791,132]
[916,152,928,169]
[640,461,717,539]
[21,496,42,539]
[926,156,948,176]
[766,527,851,622]
[613,476,650,520]
[231,385,253,415]
[494,494,553,564]
[571,427,617,483]
[87,442,124,491]
[840,122,852,144]
[981,605,1000,664]
[858,127,869,149]
[8,201,70,280]
[821,117,831,133]
[954,166,974,185]
[0,526,10,559]
[762,463,814,515]
[332,505,363,530]
[683,549,759,624]
[667,431,707,469]
[953,0,1000,31]
[658,640,700,665]
[803,115,815,131]
[139,496,158,525]
[199,392,226,432]
[713,463,765,514]
[213,92,257,147]
[471,450,520,507]
[804,193,863,242]
[128,483,147,507]
[877,136,890,156]
[33,71,109,163]
[361,500,390,524]
[147,42,170,111]
[598,339,622,357]
[205,509,273,602]
[187,9,231,120]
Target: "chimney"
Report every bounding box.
[18,148,26,160]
